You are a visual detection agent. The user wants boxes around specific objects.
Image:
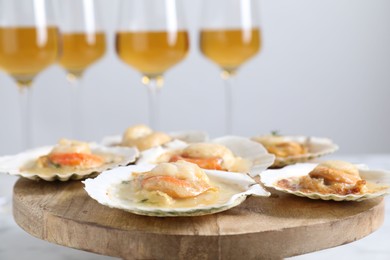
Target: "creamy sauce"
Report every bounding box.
[109,175,245,209]
[21,152,124,176]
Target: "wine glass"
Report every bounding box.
[199,0,261,134]
[0,0,59,149]
[116,0,189,129]
[0,0,58,210]
[58,0,106,139]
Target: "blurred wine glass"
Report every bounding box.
[199,0,261,134]
[116,0,189,129]
[58,0,106,139]
[0,0,59,210]
[0,0,59,148]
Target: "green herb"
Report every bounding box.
[49,161,61,169]
[271,130,280,136]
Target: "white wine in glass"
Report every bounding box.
[0,0,59,148]
[58,0,106,139]
[199,0,262,134]
[0,0,58,209]
[116,0,189,129]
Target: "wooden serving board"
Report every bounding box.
[13,178,384,260]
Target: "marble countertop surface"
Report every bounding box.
[1,154,389,260]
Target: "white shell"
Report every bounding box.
[260,163,390,201]
[137,136,275,177]
[252,136,339,168]
[0,144,139,181]
[83,164,270,217]
[101,130,208,147]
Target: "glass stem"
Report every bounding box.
[68,75,83,139]
[223,75,234,135]
[18,85,33,149]
[145,78,161,130]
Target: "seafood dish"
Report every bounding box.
[0,139,139,181]
[260,161,390,201]
[252,135,338,168]
[136,136,275,177]
[122,124,172,151]
[101,124,208,151]
[83,160,270,217]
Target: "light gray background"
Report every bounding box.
[0,0,389,156]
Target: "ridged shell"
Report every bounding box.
[0,144,139,181]
[83,164,270,217]
[101,130,208,147]
[252,136,339,168]
[259,163,390,201]
[137,136,275,177]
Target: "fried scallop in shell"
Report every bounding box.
[308,160,361,184]
[0,139,139,181]
[251,135,338,168]
[252,135,308,158]
[121,124,172,151]
[83,161,270,217]
[135,161,216,200]
[179,143,236,171]
[36,139,105,170]
[260,162,390,201]
[137,136,275,177]
[298,161,367,195]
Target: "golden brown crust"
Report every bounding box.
[308,166,361,185]
[296,176,366,195]
[316,160,359,177]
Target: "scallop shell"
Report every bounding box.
[137,136,275,177]
[83,164,270,217]
[252,136,339,168]
[0,144,139,181]
[259,163,390,201]
[101,130,208,147]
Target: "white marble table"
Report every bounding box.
[1,155,389,260]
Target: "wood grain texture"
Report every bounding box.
[13,178,385,260]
